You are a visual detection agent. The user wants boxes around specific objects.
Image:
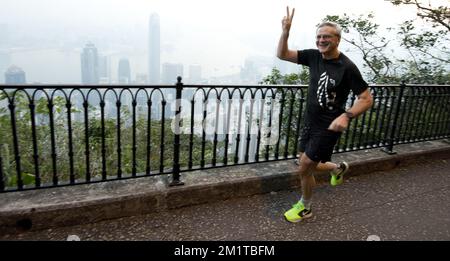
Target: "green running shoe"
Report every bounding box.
[330,162,349,186]
[284,201,312,223]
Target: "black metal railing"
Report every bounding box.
[1,79,449,192]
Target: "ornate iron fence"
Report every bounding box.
[1,78,449,192]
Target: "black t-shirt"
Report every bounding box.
[297,49,368,130]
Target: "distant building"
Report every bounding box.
[240,59,258,83]
[118,58,131,84]
[188,65,202,84]
[148,13,160,84]
[240,56,273,84]
[273,56,299,75]
[161,63,183,84]
[4,65,26,84]
[80,42,99,84]
[135,73,148,84]
[98,55,109,83]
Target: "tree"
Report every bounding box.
[389,0,450,31]
[323,8,449,84]
[390,0,450,84]
[323,13,397,83]
[259,68,310,157]
[260,67,309,85]
[0,91,224,189]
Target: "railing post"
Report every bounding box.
[8,101,23,190]
[170,76,185,186]
[382,81,406,155]
[0,149,4,192]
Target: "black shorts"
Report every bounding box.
[298,126,341,163]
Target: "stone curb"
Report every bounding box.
[1,140,449,235]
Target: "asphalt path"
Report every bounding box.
[2,157,449,241]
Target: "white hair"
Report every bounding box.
[317,22,342,39]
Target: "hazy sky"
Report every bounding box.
[0,0,443,83]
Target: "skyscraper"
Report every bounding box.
[98,55,109,83]
[188,65,202,84]
[4,65,26,84]
[148,13,160,84]
[80,42,99,84]
[161,63,183,84]
[118,58,131,84]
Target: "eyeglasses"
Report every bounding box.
[316,34,336,40]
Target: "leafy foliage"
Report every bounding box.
[0,91,223,188]
[321,1,449,84]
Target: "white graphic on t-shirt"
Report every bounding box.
[317,72,337,110]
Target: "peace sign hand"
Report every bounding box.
[282,6,295,34]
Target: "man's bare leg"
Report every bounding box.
[297,153,349,186]
[284,153,320,222]
[298,153,318,206]
[297,152,338,172]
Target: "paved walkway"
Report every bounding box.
[2,156,449,241]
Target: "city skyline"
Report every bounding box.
[0,0,442,84]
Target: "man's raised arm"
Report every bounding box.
[277,6,298,63]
